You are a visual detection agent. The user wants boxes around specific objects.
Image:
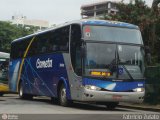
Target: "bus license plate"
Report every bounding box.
[112,95,122,100]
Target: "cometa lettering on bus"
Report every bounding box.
[36,58,53,69]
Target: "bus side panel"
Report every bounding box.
[20,53,71,98]
[63,53,83,101]
[9,59,22,92]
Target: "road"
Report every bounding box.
[0,94,159,120]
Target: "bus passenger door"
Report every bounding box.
[68,24,83,100]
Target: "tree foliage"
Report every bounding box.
[0,21,36,52]
[103,0,160,64]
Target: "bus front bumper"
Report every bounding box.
[81,89,145,103]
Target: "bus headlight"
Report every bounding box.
[133,88,145,92]
[85,85,101,91]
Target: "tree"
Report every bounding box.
[152,0,160,11]
[151,0,160,62]
[102,0,160,64]
[0,21,36,52]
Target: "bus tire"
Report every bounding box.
[0,92,4,96]
[19,82,33,100]
[105,102,119,110]
[59,84,70,107]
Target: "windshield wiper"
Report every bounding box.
[116,46,134,81]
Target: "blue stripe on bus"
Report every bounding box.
[9,53,71,99]
[9,59,21,91]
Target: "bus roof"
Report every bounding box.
[0,52,10,59]
[81,19,138,29]
[12,19,139,43]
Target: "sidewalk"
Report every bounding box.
[119,102,160,112]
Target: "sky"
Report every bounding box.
[0,0,153,25]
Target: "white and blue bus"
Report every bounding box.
[9,20,145,109]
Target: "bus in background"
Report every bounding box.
[0,52,10,96]
[9,20,145,109]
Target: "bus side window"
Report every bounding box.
[35,34,50,55]
[70,24,82,76]
[11,39,30,59]
[26,37,37,57]
[55,26,69,52]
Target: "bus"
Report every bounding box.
[9,20,145,109]
[0,52,10,96]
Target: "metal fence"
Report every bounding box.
[144,66,160,104]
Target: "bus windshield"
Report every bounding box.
[83,26,143,44]
[84,43,145,80]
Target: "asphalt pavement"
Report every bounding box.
[0,94,159,120]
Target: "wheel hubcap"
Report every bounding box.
[19,86,23,97]
[61,88,66,103]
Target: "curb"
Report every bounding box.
[118,104,160,112]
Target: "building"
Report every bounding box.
[81,0,119,19]
[11,15,49,31]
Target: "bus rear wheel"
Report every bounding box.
[59,84,71,107]
[19,82,33,100]
[105,102,119,110]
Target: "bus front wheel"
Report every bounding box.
[59,84,71,107]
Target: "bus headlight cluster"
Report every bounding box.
[85,85,101,91]
[133,88,145,92]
